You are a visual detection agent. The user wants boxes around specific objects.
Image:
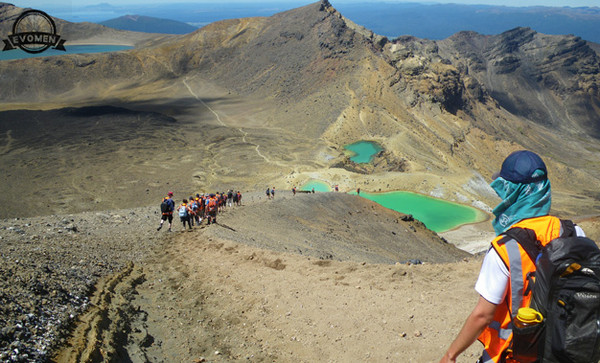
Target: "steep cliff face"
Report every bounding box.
[437,27,600,137]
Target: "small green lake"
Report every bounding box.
[352,191,487,233]
[345,141,382,163]
[299,180,331,192]
[0,45,134,61]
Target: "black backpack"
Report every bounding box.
[504,221,600,362]
[160,199,170,214]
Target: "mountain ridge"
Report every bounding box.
[335,2,600,43]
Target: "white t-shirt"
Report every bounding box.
[475,225,585,305]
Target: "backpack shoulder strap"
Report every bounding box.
[560,219,576,238]
[498,219,576,262]
[498,227,540,263]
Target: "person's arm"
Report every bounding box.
[439,296,497,363]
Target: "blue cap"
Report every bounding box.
[496,150,547,183]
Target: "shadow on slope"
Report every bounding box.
[0,106,181,218]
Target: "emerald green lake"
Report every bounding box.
[345,141,382,163]
[299,180,331,192]
[0,45,134,61]
[353,191,487,233]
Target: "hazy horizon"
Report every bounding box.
[15,0,600,9]
[7,0,600,42]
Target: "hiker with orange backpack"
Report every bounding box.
[439,151,588,363]
[157,191,175,232]
[205,194,218,225]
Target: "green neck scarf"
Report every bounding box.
[490,170,551,235]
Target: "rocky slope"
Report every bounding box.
[0,205,162,361]
[0,190,468,362]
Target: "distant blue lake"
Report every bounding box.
[345,141,382,163]
[0,45,133,61]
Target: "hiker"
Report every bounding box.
[227,190,234,207]
[178,199,193,230]
[335,185,339,192]
[439,150,586,363]
[357,188,360,195]
[157,191,175,231]
[266,187,271,200]
[311,187,315,194]
[199,194,206,220]
[219,192,227,212]
[215,192,222,213]
[271,187,275,199]
[193,196,202,225]
[206,194,218,225]
[236,191,242,206]
[292,186,296,196]
[188,196,197,226]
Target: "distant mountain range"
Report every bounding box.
[334,2,600,43]
[100,15,197,34]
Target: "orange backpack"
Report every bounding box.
[207,198,217,212]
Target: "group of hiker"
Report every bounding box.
[157,190,242,232]
[266,187,276,199]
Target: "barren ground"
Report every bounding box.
[46,191,600,363]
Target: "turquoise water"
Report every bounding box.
[353,191,487,232]
[0,45,134,61]
[345,141,383,163]
[299,180,331,192]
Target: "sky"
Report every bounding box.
[13,0,600,8]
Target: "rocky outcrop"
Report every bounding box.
[438,27,600,135]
